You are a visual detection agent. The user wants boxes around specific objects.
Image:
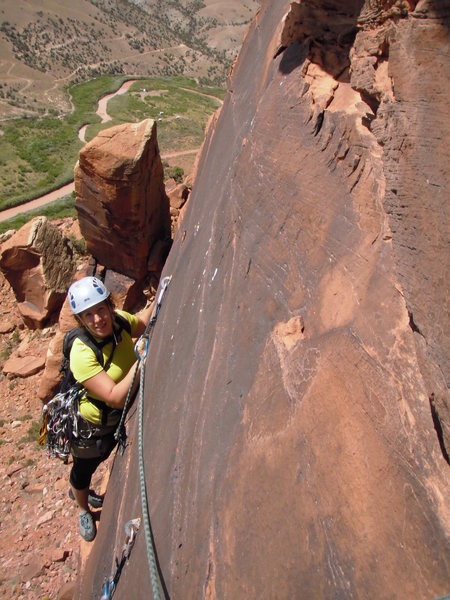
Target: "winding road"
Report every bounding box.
[0,183,76,223]
[0,82,222,223]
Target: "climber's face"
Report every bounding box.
[79,301,113,339]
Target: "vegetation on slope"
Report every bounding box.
[0,194,76,235]
[0,0,224,84]
[0,1,257,212]
[0,0,258,117]
[0,75,223,211]
[86,76,224,149]
[0,76,128,210]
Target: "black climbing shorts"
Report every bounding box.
[69,433,116,490]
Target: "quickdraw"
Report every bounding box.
[134,274,172,361]
[39,385,84,461]
[101,518,141,599]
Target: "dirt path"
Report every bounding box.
[50,44,187,88]
[180,87,224,105]
[97,79,136,123]
[78,125,88,143]
[0,183,75,223]
[162,148,200,159]
[79,79,137,142]
[0,145,203,223]
[1,81,138,220]
[0,78,215,222]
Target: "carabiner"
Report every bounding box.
[157,275,172,305]
[134,335,148,361]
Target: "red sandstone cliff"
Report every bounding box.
[79,1,449,598]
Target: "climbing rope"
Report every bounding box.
[114,275,171,599]
[114,275,172,452]
[138,339,161,600]
[114,360,140,452]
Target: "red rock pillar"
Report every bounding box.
[74,119,171,280]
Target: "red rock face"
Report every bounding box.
[75,119,171,280]
[80,1,449,598]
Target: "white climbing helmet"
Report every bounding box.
[68,276,110,315]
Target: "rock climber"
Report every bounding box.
[66,276,153,542]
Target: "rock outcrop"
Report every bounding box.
[80,1,449,598]
[165,178,190,210]
[0,217,76,328]
[74,119,171,281]
[36,291,79,403]
[3,354,46,378]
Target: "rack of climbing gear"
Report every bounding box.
[100,518,141,599]
[39,384,84,461]
[113,274,172,600]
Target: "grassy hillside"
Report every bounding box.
[0,194,77,235]
[0,1,258,211]
[0,75,224,210]
[0,75,126,209]
[0,0,259,120]
[86,77,224,148]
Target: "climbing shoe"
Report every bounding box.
[79,510,96,542]
[68,488,104,508]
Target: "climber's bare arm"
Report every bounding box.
[82,365,140,409]
[135,299,155,337]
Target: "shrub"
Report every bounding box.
[19,420,41,445]
[69,235,87,255]
[165,165,184,183]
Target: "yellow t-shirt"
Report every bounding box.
[70,310,139,425]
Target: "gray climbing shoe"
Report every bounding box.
[69,488,104,508]
[79,510,96,542]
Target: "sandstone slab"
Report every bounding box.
[20,559,45,582]
[0,320,15,333]
[165,178,190,210]
[3,354,46,377]
[57,581,77,600]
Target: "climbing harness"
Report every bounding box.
[39,384,118,461]
[113,274,172,600]
[101,518,141,599]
